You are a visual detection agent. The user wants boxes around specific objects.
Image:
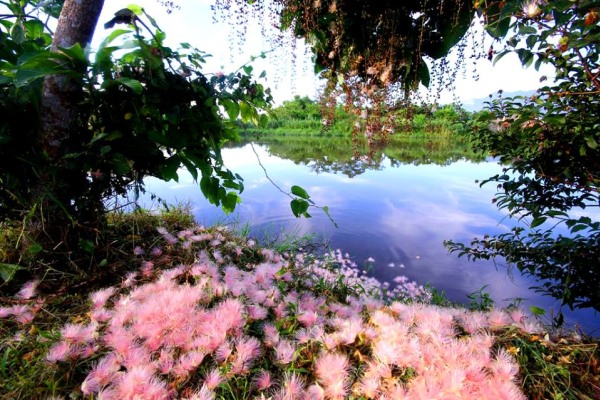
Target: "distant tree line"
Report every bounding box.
[239,95,471,137]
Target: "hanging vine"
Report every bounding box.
[212,0,485,156]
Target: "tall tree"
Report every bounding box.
[37,0,105,246]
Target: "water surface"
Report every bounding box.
[143,136,600,334]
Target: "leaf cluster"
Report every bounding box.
[447,0,600,313]
[0,3,272,275]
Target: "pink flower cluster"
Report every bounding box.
[0,280,41,324]
[41,226,537,399]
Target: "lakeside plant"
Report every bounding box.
[2,210,599,399]
[241,96,471,138]
[446,0,600,316]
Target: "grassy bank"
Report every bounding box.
[1,209,599,399]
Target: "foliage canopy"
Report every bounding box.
[447,0,600,314]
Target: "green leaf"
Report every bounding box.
[571,224,589,233]
[552,9,571,25]
[79,239,95,254]
[259,113,269,129]
[28,243,43,254]
[59,43,87,64]
[10,21,25,44]
[23,19,44,40]
[127,4,144,15]
[584,136,597,149]
[162,155,180,181]
[530,216,547,228]
[529,305,546,316]
[543,114,566,125]
[114,77,143,94]
[518,26,537,35]
[516,49,534,67]
[111,153,132,174]
[290,198,310,217]
[0,263,23,282]
[222,192,240,214]
[291,185,310,200]
[221,98,240,120]
[240,101,252,123]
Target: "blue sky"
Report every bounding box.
[95,0,554,106]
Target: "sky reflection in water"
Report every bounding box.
[143,140,600,334]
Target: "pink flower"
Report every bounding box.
[114,365,170,399]
[0,307,12,318]
[61,323,97,345]
[184,385,215,400]
[90,287,116,309]
[81,355,120,395]
[247,304,268,320]
[215,342,232,363]
[91,308,113,323]
[274,339,297,365]
[46,341,73,363]
[488,309,512,327]
[315,352,349,398]
[277,372,305,399]
[253,370,272,391]
[356,376,380,398]
[133,246,145,255]
[173,351,205,378]
[17,280,40,299]
[204,368,224,390]
[235,336,261,366]
[141,261,154,277]
[490,348,520,381]
[150,247,163,257]
[262,323,280,347]
[304,384,325,400]
[297,310,319,327]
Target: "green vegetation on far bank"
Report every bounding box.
[239,96,472,137]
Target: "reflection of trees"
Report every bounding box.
[226,135,486,178]
[309,157,384,178]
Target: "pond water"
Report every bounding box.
[142,135,600,335]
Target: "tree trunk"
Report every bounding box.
[40,0,104,158]
[34,0,105,256]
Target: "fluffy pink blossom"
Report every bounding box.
[247,304,268,320]
[113,364,170,399]
[304,384,325,400]
[277,372,305,400]
[150,246,163,257]
[17,280,40,299]
[46,341,73,363]
[204,368,224,390]
[90,287,116,309]
[0,305,34,324]
[141,261,154,277]
[315,352,349,399]
[61,323,97,345]
[297,310,319,327]
[235,336,261,367]
[173,351,205,378]
[253,370,272,391]
[274,339,297,365]
[215,342,232,363]
[184,385,215,400]
[262,323,280,347]
[133,246,145,255]
[490,348,520,381]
